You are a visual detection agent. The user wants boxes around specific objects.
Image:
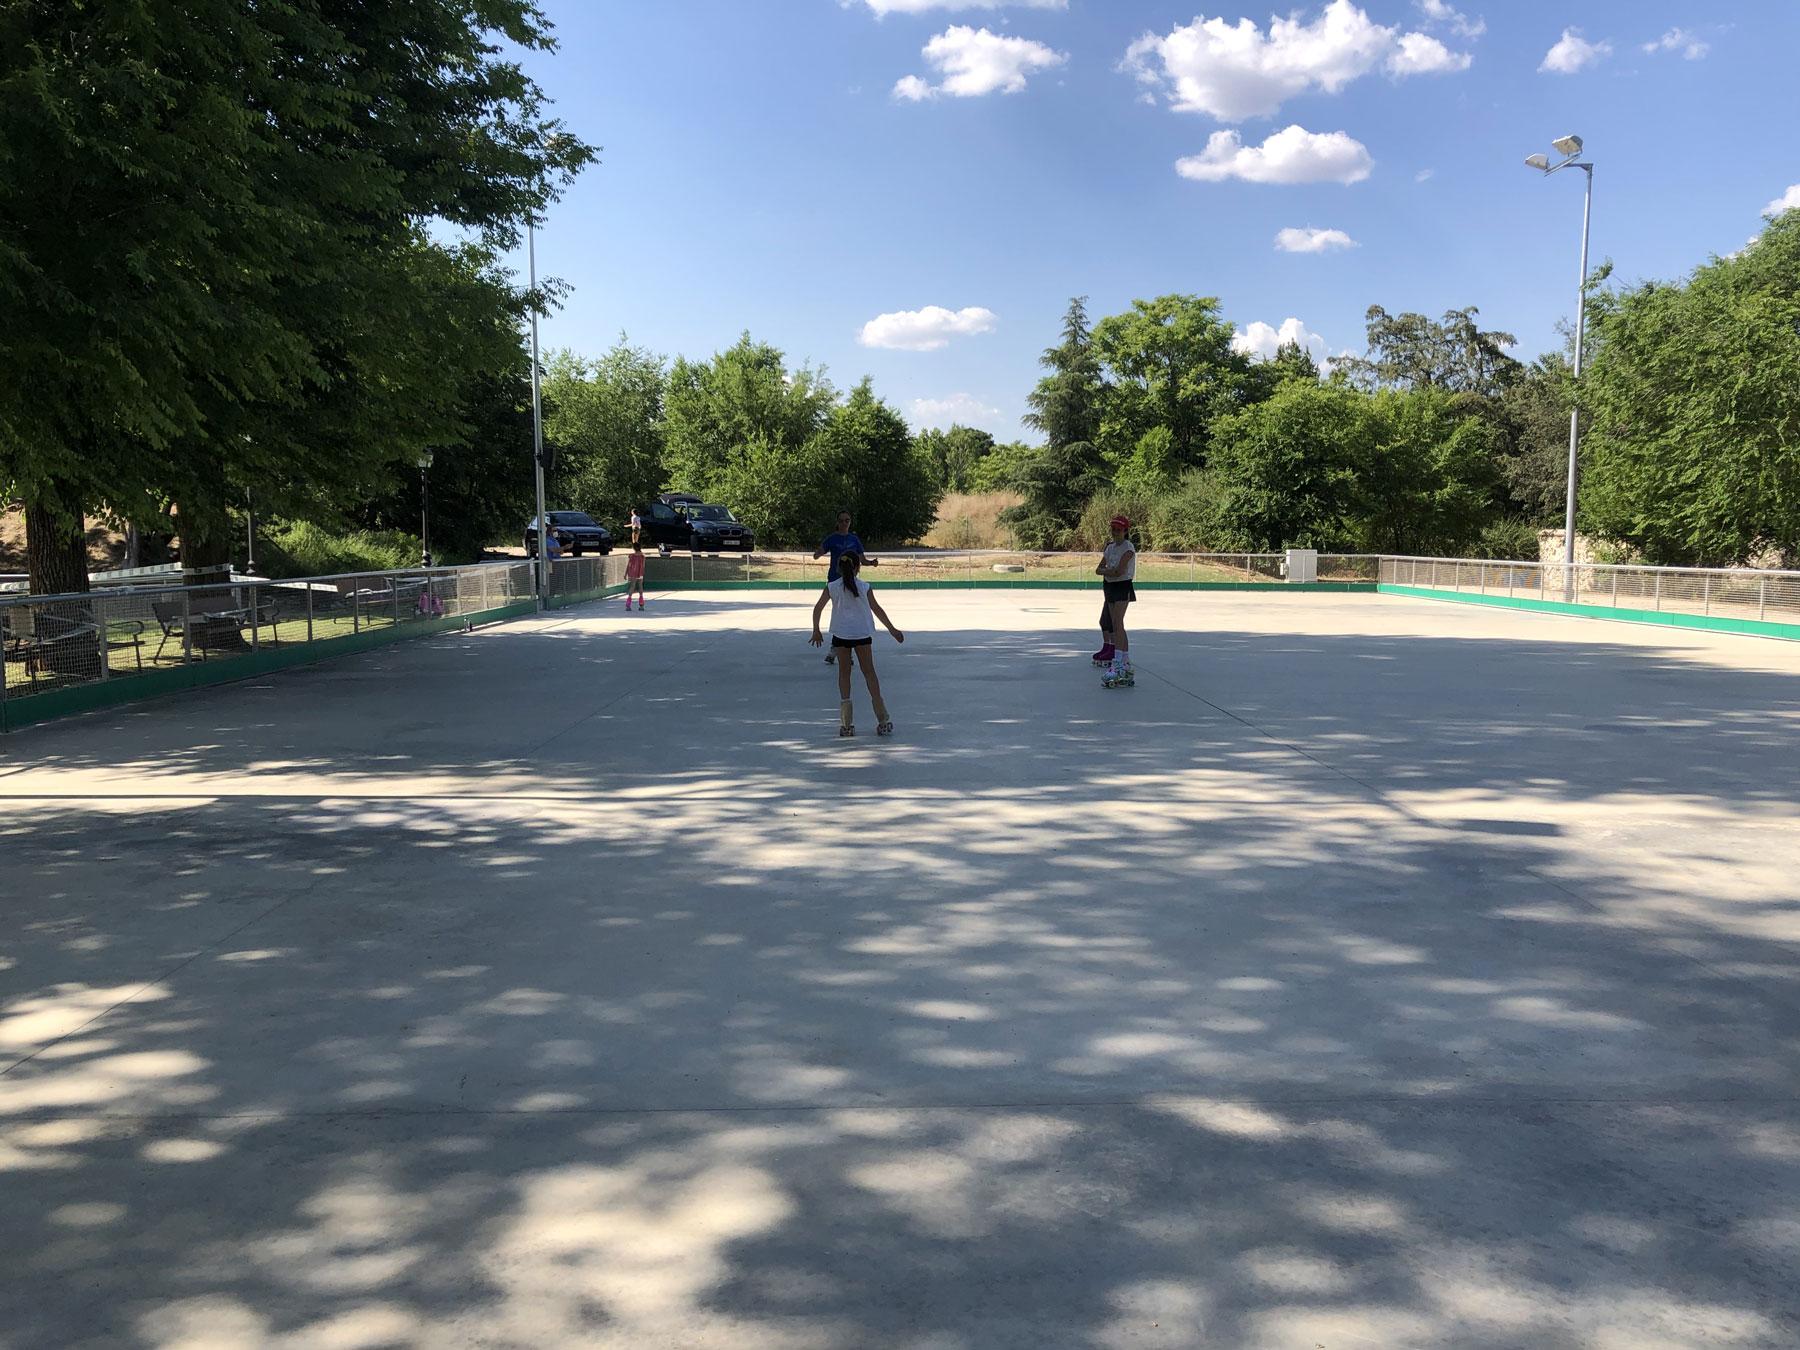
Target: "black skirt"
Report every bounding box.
[1103,580,1137,604]
[831,636,873,649]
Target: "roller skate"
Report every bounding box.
[1090,642,1115,668]
[1101,664,1135,689]
[838,723,856,738]
[877,721,894,737]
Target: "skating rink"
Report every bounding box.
[4,587,1799,1348]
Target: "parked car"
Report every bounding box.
[523,511,613,558]
[634,494,756,553]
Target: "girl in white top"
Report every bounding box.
[1094,515,1138,686]
[809,552,905,737]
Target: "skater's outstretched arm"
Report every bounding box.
[809,587,830,646]
[869,594,904,644]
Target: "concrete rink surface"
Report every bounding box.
[2,587,1798,1349]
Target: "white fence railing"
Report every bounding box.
[1380,556,1800,627]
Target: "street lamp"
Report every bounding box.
[417,449,434,569]
[528,214,549,602]
[1524,132,1594,602]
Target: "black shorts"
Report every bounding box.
[831,636,873,649]
[1103,580,1137,604]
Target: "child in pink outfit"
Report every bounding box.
[625,541,646,609]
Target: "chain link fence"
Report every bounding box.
[1380,556,1800,628]
[2,561,537,705]
[606,550,1382,586]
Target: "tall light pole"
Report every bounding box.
[528,216,549,604]
[1525,133,1593,602]
[417,449,434,569]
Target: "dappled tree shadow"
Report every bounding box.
[3,593,1798,1346]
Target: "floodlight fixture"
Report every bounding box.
[1525,153,1551,172]
[1552,133,1584,157]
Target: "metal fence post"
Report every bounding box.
[1759,577,1768,622]
[1610,570,1618,607]
[306,586,315,644]
[95,595,110,682]
[1654,573,1662,611]
[1703,574,1711,615]
[352,586,361,633]
[181,589,193,664]
[249,585,259,654]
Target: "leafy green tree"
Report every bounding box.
[1006,298,1108,547]
[1578,212,1800,564]
[1497,354,1576,523]
[915,425,998,493]
[0,1,592,592]
[967,440,1040,493]
[1204,382,1372,550]
[819,381,941,544]
[1356,389,1503,556]
[544,340,668,528]
[1091,294,1256,485]
[662,335,837,543]
[1337,305,1522,397]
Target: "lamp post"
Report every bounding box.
[418,449,434,569]
[528,216,549,604]
[1525,133,1593,602]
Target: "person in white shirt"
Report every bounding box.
[809,552,905,737]
[1095,515,1137,687]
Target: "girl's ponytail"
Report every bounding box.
[840,550,862,598]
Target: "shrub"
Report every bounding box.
[923,492,1022,549]
[1067,492,1155,551]
[1472,516,1541,561]
[259,520,423,578]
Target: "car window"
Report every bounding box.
[553,512,598,527]
[652,504,678,522]
[693,506,735,522]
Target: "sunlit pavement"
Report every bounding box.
[4,589,1799,1348]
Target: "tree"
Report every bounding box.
[915,425,998,493]
[1578,212,1800,564]
[1007,298,1109,546]
[0,1,593,592]
[1204,382,1372,551]
[1337,305,1522,397]
[544,340,668,528]
[662,335,838,544]
[1497,355,1576,523]
[818,381,941,544]
[1091,294,1256,486]
[1356,389,1503,556]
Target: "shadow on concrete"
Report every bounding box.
[2,603,1798,1345]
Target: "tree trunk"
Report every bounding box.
[24,487,89,596]
[173,498,249,653]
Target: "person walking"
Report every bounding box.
[629,507,642,548]
[809,552,903,737]
[624,539,646,610]
[813,509,878,665]
[1095,515,1137,688]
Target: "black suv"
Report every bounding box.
[635,494,756,553]
[524,511,613,558]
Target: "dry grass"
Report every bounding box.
[922,492,1023,550]
[1,504,129,573]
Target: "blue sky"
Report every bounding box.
[510,1,1800,439]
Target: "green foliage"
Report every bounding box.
[1007,298,1109,546]
[662,339,938,546]
[1068,493,1155,551]
[544,340,668,528]
[1579,212,1800,564]
[1476,517,1545,561]
[1336,306,1522,395]
[1091,295,1256,478]
[1356,389,1503,556]
[0,0,592,588]
[915,425,998,493]
[968,440,1040,493]
[258,521,422,579]
[1497,355,1576,523]
[1204,382,1372,550]
[1146,472,1223,553]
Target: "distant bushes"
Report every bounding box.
[257,520,424,578]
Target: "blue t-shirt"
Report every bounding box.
[820,531,864,581]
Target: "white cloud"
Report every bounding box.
[910,393,1004,431]
[1232,317,1331,368]
[1276,226,1356,253]
[1540,28,1611,74]
[1386,32,1471,75]
[1177,126,1373,185]
[859,0,1064,14]
[859,306,998,351]
[1415,167,1434,182]
[1641,28,1709,59]
[1765,184,1800,217]
[894,25,1066,100]
[1416,0,1485,40]
[1122,0,1472,123]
